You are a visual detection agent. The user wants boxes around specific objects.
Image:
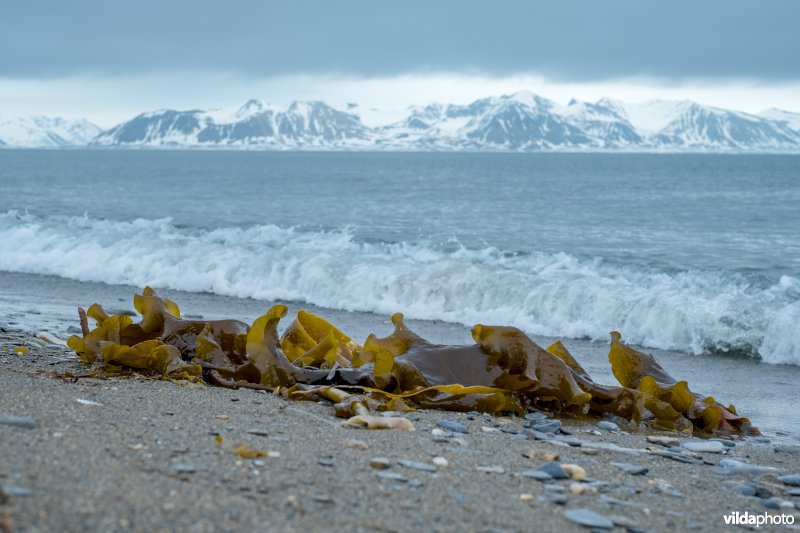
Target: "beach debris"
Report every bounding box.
[63,287,759,435]
[519,493,534,501]
[214,436,275,459]
[36,332,67,346]
[528,449,559,462]
[612,462,649,475]
[563,508,614,529]
[369,457,391,469]
[13,346,28,355]
[436,419,468,434]
[0,415,37,429]
[75,398,103,406]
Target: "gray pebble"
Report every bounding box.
[524,411,548,423]
[778,474,800,487]
[564,508,614,529]
[518,469,553,481]
[374,471,408,482]
[731,483,756,497]
[709,437,736,447]
[171,463,196,474]
[369,457,391,469]
[554,435,583,447]
[314,494,333,503]
[318,458,334,467]
[711,459,779,475]
[596,421,619,432]
[1,486,34,497]
[612,462,648,476]
[397,460,436,473]
[246,428,269,437]
[650,450,702,464]
[436,419,468,434]
[788,488,800,497]
[66,325,83,334]
[543,494,568,505]
[409,479,424,488]
[531,419,561,434]
[537,461,569,480]
[0,415,37,429]
[682,440,724,453]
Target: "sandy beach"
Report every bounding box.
[2,321,799,532]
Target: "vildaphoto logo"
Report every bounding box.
[723,511,795,528]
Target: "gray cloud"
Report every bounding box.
[1,0,798,82]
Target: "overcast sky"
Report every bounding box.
[2,0,799,126]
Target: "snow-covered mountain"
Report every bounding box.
[93,100,371,148]
[0,116,101,148]
[4,94,800,152]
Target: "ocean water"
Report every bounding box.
[1,150,799,365]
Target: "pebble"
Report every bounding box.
[564,508,614,529]
[519,493,534,501]
[519,469,553,481]
[432,456,448,468]
[646,435,680,447]
[709,437,736,447]
[682,440,724,453]
[787,488,800,497]
[409,479,424,488]
[345,439,368,450]
[75,398,103,406]
[369,457,391,469]
[543,494,568,505]
[0,415,37,429]
[778,474,800,487]
[612,462,649,476]
[524,411,548,423]
[562,464,587,481]
[430,428,449,438]
[711,459,779,476]
[731,483,756,497]
[397,460,436,473]
[313,494,333,504]
[650,450,701,464]
[596,421,620,432]
[476,465,505,474]
[554,435,583,447]
[537,461,569,480]
[318,458,334,467]
[172,463,196,474]
[570,483,597,495]
[531,420,561,434]
[1,486,34,497]
[652,480,683,497]
[245,428,269,437]
[436,419,468,434]
[66,325,82,334]
[374,471,408,482]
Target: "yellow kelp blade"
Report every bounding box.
[280,309,354,362]
[364,312,427,357]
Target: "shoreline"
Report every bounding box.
[2,326,800,531]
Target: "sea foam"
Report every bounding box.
[1,210,798,365]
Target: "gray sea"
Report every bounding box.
[0,150,798,365]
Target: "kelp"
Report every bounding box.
[66,286,757,436]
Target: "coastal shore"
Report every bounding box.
[2,326,799,532]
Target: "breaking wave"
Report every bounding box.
[1,210,798,365]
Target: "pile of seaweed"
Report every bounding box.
[67,287,756,436]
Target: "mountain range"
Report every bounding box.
[3,92,800,152]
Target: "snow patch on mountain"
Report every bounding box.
[0,116,102,148]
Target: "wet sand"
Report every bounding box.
[2,325,800,532]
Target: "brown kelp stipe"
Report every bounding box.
[67,287,757,436]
